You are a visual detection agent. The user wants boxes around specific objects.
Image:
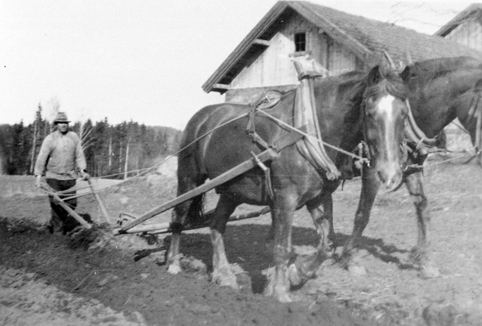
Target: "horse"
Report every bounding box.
[338,56,482,278]
[166,56,410,302]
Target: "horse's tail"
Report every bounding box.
[186,193,205,227]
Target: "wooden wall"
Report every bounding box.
[226,12,363,104]
[444,19,482,52]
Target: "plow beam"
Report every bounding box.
[115,207,271,235]
[118,148,278,233]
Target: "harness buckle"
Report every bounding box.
[251,151,275,200]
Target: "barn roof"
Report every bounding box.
[203,1,482,94]
[434,3,482,37]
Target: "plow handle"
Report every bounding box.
[87,178,112,224]
[51,191,92,229]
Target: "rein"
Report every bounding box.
[402,150,477,171]
[254,109,369,164]
[398,99,443,173]
[402,90,482,171]
[404,100,437,148]
[360,99,373,166]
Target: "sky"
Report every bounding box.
[0,0,477,130]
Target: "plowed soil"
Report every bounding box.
[1,153,481,326]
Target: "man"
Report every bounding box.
[34,112,90,234]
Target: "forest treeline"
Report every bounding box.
[0,106,182,178]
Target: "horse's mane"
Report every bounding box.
[344,66,408,124]
[365,69,408,101]
[401,56,482,81]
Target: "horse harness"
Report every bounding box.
[245,97,309,199]
[244,74,343,198]
[353,97,438,176]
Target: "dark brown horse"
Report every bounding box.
[339,56,482,278]
[167,57,409,302]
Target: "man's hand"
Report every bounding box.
[80,171,90,180]
[35,175,42,189]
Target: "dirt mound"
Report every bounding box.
[0,265,144,326]
[0,218,369,326]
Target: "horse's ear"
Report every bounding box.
[399,65,410,81]
[367,51,396,84]
[400,64,413,81]
[383,51,396,69]
[374,52,391,79]
[367,63,383,85]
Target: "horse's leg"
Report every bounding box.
[282,196,335,289]
[267,214,276,243]
[322,194,336,250]
[307,195,335,254]
[167,172,205,274]
[210,194,239,289]
[341,166,380,269]
[405,171,440,278]
[264,194,297,303]
[167,199,192,274]
[265,196,334,292]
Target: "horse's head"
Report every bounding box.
[362,56,409,191]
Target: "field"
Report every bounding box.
[1,152,481,326]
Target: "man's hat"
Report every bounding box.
[53,112,70,124]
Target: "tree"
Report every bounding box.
[7,121,30,174]
[29,104,44,174]
[1,111,183,177]
[90,118,109,177]
[0,125,8,175]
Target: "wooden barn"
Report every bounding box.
[203,1,482,104]
[435,3,482,52]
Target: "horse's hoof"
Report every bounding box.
[287,264,303,287]
[410,248,440,278]
[212,268,239,290]
[347,264,368,277]
[264,284,292,303]
[263,268,292,302]
[276,292,292,303]
[338,254,351,270]
[263,283,274,297]
[167,263,182,274]
[420,264,440,279]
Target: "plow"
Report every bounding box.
[40,173,272,250]
[39,150,277,240]
[36,51,451,245]
[36,52,473,247]
[115,148,278,235]
[38,54,357,243]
